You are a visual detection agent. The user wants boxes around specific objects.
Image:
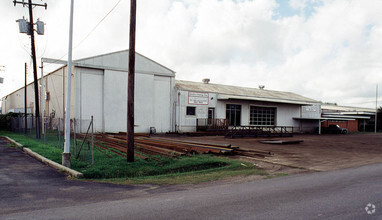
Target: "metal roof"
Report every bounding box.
[293,117,356,121]
[176,80,318,105]
[321,104,376,113]
[322,114,370,120]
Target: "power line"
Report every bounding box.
[43,0,122,68]
[74,0,122,50]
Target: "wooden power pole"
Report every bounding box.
[24,63,27,134]
[127,0,137,162]
[14,0,47,139]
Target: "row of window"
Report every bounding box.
[186,105,276,126]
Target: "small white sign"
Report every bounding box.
[196,106,208,118]
[304,106,317,112]
[188,92,209,105]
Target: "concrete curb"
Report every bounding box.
[3,136,83,178]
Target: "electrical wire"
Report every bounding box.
[73,0,122,50]
[43,0,122,68]
[17,27,32,57]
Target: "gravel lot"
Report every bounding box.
[163,133,382,172]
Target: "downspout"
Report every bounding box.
[173,101,176,132]
[178,91,181,132]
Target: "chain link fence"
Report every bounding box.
[9,115,95,165]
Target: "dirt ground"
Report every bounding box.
[161,133,382,175]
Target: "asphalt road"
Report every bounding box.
[1,142,382,220]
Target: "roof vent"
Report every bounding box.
[259,85,265,90]
[202,78,210,84]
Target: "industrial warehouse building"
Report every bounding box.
[175,80,319,133]
[4,49,373,134]
[2,50,176,133]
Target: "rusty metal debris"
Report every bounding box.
[78,133,273,161]
[259,140,304,145]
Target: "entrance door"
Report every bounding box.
[208,108,215,125]
[226,104,241,126]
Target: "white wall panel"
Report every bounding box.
[103,70,127,133]
[153,76,171,133]
[80,69,104,132]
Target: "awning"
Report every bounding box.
[217,94,316,105]
[322,114,371,119]
[293,117,356,121]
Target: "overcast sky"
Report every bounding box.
[1,0,381,108]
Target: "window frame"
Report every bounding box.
[249,105,277,126]
[226,104,242,126]
[186,106,196,116]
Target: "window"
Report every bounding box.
[186,106,196,116]
[250,106,276,126]
[226,104,241,126]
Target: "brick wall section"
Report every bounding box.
[321,119,359,132]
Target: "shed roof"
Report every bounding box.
[175,80,318,105]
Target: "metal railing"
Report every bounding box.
[196,118,229,131]
[225,126,294,138]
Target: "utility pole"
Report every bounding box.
[40,59,45,136]
[127,0,137,162]
[376,85,378,133]
[63,0,74,168]
[25,63,27,134]
[14,0,47,139]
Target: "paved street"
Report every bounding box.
[1,141,382,220]
[0,140,159,216]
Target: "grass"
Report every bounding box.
[1,130,268,184]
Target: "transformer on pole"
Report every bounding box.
[14,0,47,140]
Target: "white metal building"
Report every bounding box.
[2,50,175,133]
[2,50,322,134]
[174,80,319,132]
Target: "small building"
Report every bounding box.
[320,104,376,132]
[174,80,319,133]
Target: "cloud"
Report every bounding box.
[1,0,382,108]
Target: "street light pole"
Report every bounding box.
[376,85,378,133]
[63,0,74,167]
